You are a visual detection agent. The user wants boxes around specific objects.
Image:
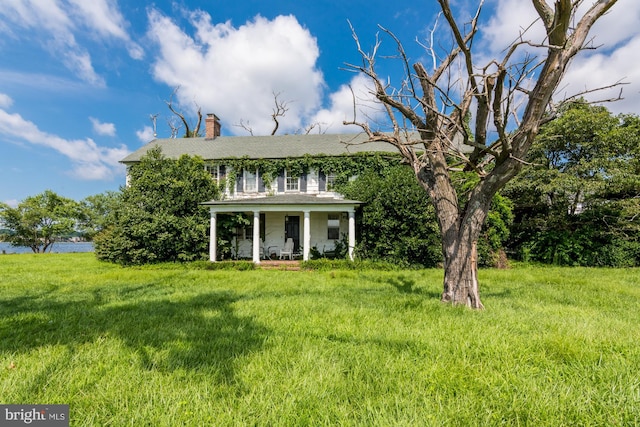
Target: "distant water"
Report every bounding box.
[0,242,94,254]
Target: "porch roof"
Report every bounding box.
[201,194,362,212]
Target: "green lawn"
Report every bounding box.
[1,254,639,426]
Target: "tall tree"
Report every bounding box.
[504,102,640,266]
[347,0,618,308]
[0,190,79,253]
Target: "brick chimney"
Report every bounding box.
[205,114,221,139]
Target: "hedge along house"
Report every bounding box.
[120,114,400,263]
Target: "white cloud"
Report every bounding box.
[0,70,89,94]
[576,0,639,50]
[480,0,546,54]
[90,117,116,136]
[2,199,18,208]
[67,0,144,60]
[136,126,155,144]
[147,10,325,135]
[558,1,640,114]
[309,74,385,133]
[63,50,105,87]
[560,35,640,114]
[0,0,142,85]
[481,0,637,53]
[479,0,640,115]
[0,0,101,86]
[0,108,129,180]
[0,93,13,109]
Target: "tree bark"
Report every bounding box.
[416,154,486,308]
[442,239,483,309]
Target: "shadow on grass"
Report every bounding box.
[0,288,268,383]
[382,275,441,298]
[481,288,513,299]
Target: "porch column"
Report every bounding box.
[303,210,311,261]
[348,209,355,261]
[209,211,217,262]
[252,210,261,264]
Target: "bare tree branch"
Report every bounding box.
[164,86,203,138]
[235,119,254,136]
[271,91,290,135]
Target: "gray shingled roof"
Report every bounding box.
[120,133,400,163]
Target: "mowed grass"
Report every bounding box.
[0,254,639,426]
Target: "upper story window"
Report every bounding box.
[205,164,220,182]
[325,172,336,190]
[285,170,299,192]
[244,169,258,193]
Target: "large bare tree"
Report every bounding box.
[346,0,619,308]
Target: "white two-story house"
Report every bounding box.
[121,114,399,263]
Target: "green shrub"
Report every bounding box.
[301,258,404,271]
[340,166,513,268]
[94,148,218,265]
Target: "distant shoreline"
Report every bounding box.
[0,241,94,254]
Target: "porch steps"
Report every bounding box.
[259,260,302,271]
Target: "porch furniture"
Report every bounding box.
[279,238,294,260]
[259,239,269,260]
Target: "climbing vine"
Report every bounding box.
[211,152,403,193]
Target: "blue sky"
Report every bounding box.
[1,0,638,205]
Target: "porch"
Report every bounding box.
[201,195,362,263]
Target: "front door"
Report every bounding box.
[284,215,300,253]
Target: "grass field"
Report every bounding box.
[0,253,639,426]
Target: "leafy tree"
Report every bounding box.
[340,166,442,267]
[504,102,640,266]
[346,0,618,307]
[0,190,79,253]
[215,213,251,260]
[94,147,219,265]
[77,191,121,240]
[340,166,513,268]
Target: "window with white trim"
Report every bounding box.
[205,164,220,183]
[244,169,258,192]
[325,172,336,190]
[285,170,299,192]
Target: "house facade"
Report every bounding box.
[121,114,399,263]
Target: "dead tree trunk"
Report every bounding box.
[346,0,619,309]
[443,239,481,308]
[417,158,492,308]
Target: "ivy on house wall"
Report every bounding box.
[210,152,403,195]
